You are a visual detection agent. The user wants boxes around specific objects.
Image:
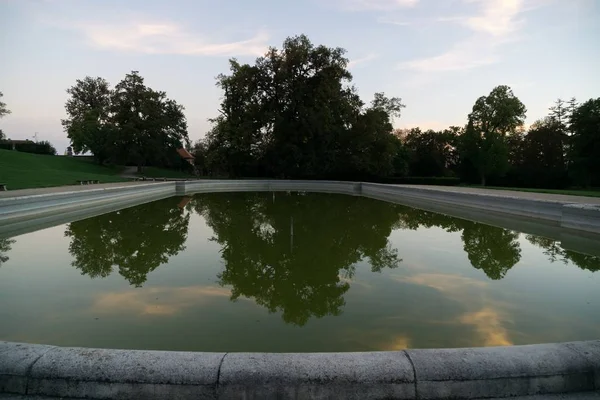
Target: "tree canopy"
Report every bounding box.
[201,35,407,179]
[62,71,190,171]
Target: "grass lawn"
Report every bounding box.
[137,166,195,179]
[469,185,600,198]
[0,149,128,190]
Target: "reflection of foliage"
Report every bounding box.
[65,198,190,286]
[193,192,402,326]
[0,238,15,268]
[461,223,521,280]
[394,207,521,280]
[526,235,600,272]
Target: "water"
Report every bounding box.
[1,192,599,352]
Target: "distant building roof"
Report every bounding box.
[177,148,194,159]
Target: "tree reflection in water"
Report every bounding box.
[191,192,403,326]
[65,197,190,287]
[0,238,15,268]
[59,191,600,325]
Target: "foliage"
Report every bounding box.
[204,35,407,179]
[0,91,10,119]
[0,148,126,190]
[458,85,526,185]
[62,77,114,164]
[569,98,600,187]
[403,127,459,177]
[62,72,190,171]
[111,71,189,172]
[8,140,57,155]
[65,197,190,287]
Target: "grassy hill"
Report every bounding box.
[0,149,128,190]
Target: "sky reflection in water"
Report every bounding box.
[0,192,599,352]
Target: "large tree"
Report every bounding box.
[62,77,113,164]
[404,127,458,177]
[569,98,600,187]
[62,72,189,170]
[0,91,10,140]
[111,71,190,172]
[0,91,9,119]
[459,85,526,185]
[206,35,406,178]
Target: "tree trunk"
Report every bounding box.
[480,174,486,186]
[137,164,144,173]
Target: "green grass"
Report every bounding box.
[137,166,195,179]
[0,149,128,190]
[468,185,600,198]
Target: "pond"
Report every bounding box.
[1,192,599,352]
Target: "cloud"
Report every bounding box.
[332,0,419,11]
[459,307,513,346]
[397,0,530,73]
[460,0,525,37]
[67,20,269,57]
[398,36,499,72]
[91,285,232,316]
[348,53,379,68]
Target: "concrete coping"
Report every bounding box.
[1,341,599,399]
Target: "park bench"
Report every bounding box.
[0,183,7,191]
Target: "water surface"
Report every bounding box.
[1,192,599,352]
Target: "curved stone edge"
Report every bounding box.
[1,341,599,399]
[3,180,600,238]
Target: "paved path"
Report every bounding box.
[399,184,600,205]
[0,181,157,199]
[1,182,600,205]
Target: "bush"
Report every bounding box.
[13,141,57,155]
[0,141,12,151]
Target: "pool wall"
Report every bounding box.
[2,180,600,240]
[1,340,599,399]
[1,180,600,399]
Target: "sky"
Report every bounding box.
[0,0,599,153]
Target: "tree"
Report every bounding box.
[404,128,457,177]
[517,118,568,188]
[111,71,189,172]
[62,77,114,164]
[206,35,405,179]
[65,197,190,286]
[0,91,10,119]
[458,85,526,185]
[569,98,600,187]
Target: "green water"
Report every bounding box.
[1,192,599,352]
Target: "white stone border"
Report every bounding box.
[2,180,600,239]
[1,340,599,399]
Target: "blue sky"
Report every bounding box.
[1,0,598,153]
